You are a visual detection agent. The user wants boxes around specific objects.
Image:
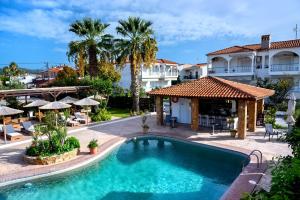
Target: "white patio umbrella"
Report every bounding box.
[39,102,71,126]
[0,106,24,143]
[74,97,100,107]
[0,100,8,106]
[74,98,100,124]
[58,96,79,104]
[286,93,296,132]
[24,100,50,122]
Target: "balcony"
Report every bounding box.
[270,64,299,72]
[141,70,178,79]
[209,66,252,76]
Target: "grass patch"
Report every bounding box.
[107,107,131,118]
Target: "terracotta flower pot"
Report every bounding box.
[89,147,98,155]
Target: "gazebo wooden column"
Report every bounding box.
[248,100,257,132]
[257,99,264,114]
[191,98,199,131]
[155,96,163,125]
[238,100,247,139]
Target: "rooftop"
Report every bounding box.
[148,76,274,100]
[207,39,300,56]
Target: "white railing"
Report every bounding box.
[271,64,299,72]
[141,70,178,77]
[208,67,227,74]
[209,66,252,74]
[230,66,252,73]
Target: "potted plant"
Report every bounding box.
[230,129,237,138]
[141,115,149,134]
[88,139,98,154]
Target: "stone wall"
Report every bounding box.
[24,148,79,165]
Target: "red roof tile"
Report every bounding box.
[148,76,274,100]
[195,63,207,67]
[156,59,178,64]
[207,39,300,56]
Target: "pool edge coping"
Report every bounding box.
[0,132,268,200]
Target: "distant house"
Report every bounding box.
[179,63,207,81]
[34,65,71,87]
[206,34,300,97]
[118,59,179,92]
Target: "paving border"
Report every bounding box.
[0,114,143,150]
[0,131,267,200]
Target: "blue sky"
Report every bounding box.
[0,0,300,69]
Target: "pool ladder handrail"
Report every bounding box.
[248,150,263,169]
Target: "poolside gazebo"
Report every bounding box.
[148,76,275,139]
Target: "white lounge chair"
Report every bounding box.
[21,121,35,135]
[4,124,23,141]
[66,118,80,127]
[74,112,87,124]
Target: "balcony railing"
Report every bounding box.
[141,70,178,77]
[209,66,252,74]
[230,66,252,73]
[208,67,227,74]
[183,75,199,80]
[270,64,299,72]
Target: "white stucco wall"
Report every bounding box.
[171,98,191,124]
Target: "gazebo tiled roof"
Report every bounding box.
[148,76,274,100]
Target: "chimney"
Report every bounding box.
[261,34,271,49]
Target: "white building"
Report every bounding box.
[118,59,179,92]
[179,63,207,81]
[207,35,300,97]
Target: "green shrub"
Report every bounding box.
[264,107,277,126]
[91,108,111,122]
[25,111,81,157]
[26,146,39,157]
[88,139,98,148]
[65,136,80,149]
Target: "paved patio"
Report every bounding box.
[0,114,292,185]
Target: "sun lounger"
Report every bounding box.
[74,112,87,124]
[67,118,80,127]
[4,124,23,141]
[21,121,35,135]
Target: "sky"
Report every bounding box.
[0,0,300,70]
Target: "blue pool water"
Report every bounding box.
[0,136,248,200]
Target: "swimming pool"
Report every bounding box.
[0,136,249,200]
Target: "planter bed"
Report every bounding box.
[24,148,79,165]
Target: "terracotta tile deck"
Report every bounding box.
[0,114,292,199]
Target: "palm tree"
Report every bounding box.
[3,62,23,78]
[115,17,157,113]
[68,18,113,76]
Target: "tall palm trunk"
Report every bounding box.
[88,44,98,76]
[130,57,140,113]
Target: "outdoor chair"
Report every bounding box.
[264,124,283,141]
[164,114,171,126]
[66,118,80,127]
[21,121,35,135]
[3,124,23,141]
[74,112,88,124]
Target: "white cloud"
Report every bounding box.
[1,0,300,45]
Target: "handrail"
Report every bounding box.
[248,150,263,169]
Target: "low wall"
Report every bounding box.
[24,148,79,165]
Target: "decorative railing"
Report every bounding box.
[270,64,299,72]
[230,66,252,73]
[209,66,252,74]
[141,70,178,77]
[208,67,227,74]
